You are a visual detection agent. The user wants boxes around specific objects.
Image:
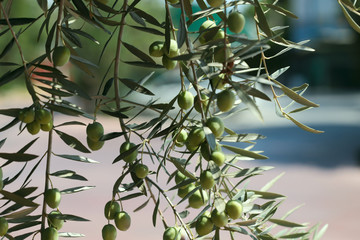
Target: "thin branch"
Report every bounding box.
[113,0,129,142]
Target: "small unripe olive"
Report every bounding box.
[86,122,104,142]
[228,12,245,33]
[114,211,131,231]
[206,116,224,138]
[207,0,223,8]
[177,91,194,110]
[52,46,70,67]
[120,142,138,163]
[162,55,178,70]
[149,41,164,57]
[217,89,236,112]
[104,201,121,220]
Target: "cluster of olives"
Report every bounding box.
[52,46,70,67]
[195,200,243,236]
[18,107,53,135]
[86,122,105,151]
[175,171,208,209]
[42,188,62,239]
[178,88,236,115]
[149,39,179,70]
[102,200,131,240]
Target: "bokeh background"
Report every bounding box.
[0,0,360,239]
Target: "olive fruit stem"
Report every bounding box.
[146,177,194,240]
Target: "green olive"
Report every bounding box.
[104,201,121,220]
[149,41,164,57]
[52,46,70,67]
[120,142,138,163]
[177,91,194,110]
[206,116,224,138]
[0,217,8,236]
[217,89,236,112]
[200,170,215,189]
[114,211,131,231]
[228,12,245,33]
[162,55,178,70]
[86,122,104,142]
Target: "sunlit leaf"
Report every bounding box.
[51,170,87,181]
[54,130,91,153]
[1,190,38,207]
[54,154,99,164]
[60,186,95,194]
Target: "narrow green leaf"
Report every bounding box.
[130,10,146,26]
[222,145,268,159]
[60,186,95,194]
[51,170,87,181]
[58,232,85,237]
[235,219,257,226]
[37,0,48,15]
[0,118,20,132]
[262,3,298,19]
[132,7,162,27]
[123,61,163,68]
[152,195,160,227]
[254,0,273,37]
[120,192,144,201]
[0,18,36,26]
[339,1,360,33]
[279,232,308,239]
[101,110,129,119]
[284,113,324,134]
[100,132,125,141]
[128,25,164,36]
[272,79,319,107]
[0,38,15,59]
[7,221,41,233]
[1,190,39,207]
[55,121,86,128]
[54,154,99,164]
[0,66,24,87]
[55,214,90,221]
[0,153,38,162]
[133,198,150,212]
[261,172,285,192]
[168,157,196,180]
[5,208,38,220]
[112,170,130,197]
[269,218,304,228]
[91,0,120,13]
[36,86,73,97]
[54,130,91,153]
[235,87,264,121]
[119,78,154,95]
[314,224,328,240]
[6,213,40,222]
[123,42,156,64]
[57,78,92,100]
[0,138,6,149]
[250,190,285,199]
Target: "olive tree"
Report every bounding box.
[0,0,358,239]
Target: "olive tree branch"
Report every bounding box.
[113,0,129,142]
[146,177,194,239]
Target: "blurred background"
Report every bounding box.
[0,0,360,239]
